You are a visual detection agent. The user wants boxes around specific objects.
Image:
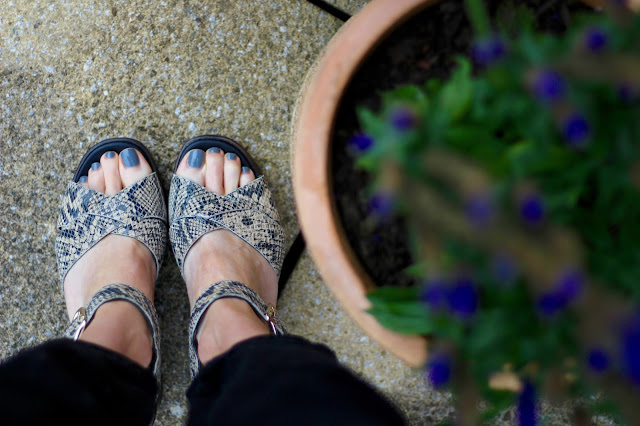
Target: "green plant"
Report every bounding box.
[353,0,640,423]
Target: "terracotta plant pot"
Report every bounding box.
[291,0,615,368]
[292,0,434,367]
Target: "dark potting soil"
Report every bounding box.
[331,0,590,288]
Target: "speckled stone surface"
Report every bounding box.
[0,0,443,424]
[325,0,372,16]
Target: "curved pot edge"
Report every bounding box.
[291,0,438,368]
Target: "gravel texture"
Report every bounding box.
[0,0,444,424]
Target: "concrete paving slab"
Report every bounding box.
[0,0,445,424]
[322,0,372,16]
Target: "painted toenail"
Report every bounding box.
[79,176,88,183]
[208,147,221,154]
[91,162,100,171]
[188,150,204,168]
[105,151,116,159]
[121,149,140,167]
[242,166,251,174]
[226,153,237,160]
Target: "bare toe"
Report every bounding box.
[223,153,241,194]
[87,161,106,193]
[239,166,256,187]
[176,149,206,187]
[102,151,122,195]
[205,147,225,195]
[119,148,153,187]
[79,175,89,187]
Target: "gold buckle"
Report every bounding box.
[71,307,87,341]
[265,304,278,335]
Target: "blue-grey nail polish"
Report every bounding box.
[121,148,139,167]
[91,162,100,171]
[105,151,116,159]
[242,166,251,174]
[226,153,237,161]
[188,150,204,168]
[79,176,88,183]
[208,147,221,154]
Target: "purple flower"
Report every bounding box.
[465,193,493,226]
[427,354,451,388]
[584,27,608,52]
[448,277,478,318]
[518,381,537,426]
[390,107,417,131]
[556,269,583,302]
[537,269,583,317]
[472,36,507,67]
[621,314,640,384]
[420,280,449,310]
[491,255,518,285]
[588,348,610,372]
[537,292,567,316]
[533,70,566,103]
[562,114,590,147]
[349,132,373,151]
[368,192,395,219]
[520,194,545,224]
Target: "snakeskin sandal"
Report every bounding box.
[55,138,167,385]
[168,135,287,377]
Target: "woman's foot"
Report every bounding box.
[63,148,156,368]
[176,148,279,365]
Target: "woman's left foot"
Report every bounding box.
[175,148,279,364]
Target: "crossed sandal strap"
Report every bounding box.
[56,173,168,289]
[188,280,286,378]
[169,174,285,277]
[63,284,162,383]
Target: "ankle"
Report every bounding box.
[196,298,270,364]
[79,301,153,368]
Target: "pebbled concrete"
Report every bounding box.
[325,0,372,16]
[0,0,440,424]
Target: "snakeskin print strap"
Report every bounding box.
[56,173,168,290]
[168,174,285,278]
[188,280,286,378]
[63,284,162,384]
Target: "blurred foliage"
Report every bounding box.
[354,0,640,423]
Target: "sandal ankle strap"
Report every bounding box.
[188,280,286,378]
[64,284,162,385]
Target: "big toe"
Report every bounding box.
[176,149,206,187]
[118,148,153,188]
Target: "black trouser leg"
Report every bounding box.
[0,339,157,426]
[187,335,406,426]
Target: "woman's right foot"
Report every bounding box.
[64,148,156,368]
[176,148,279,364]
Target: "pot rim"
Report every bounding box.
[292,0,436,367]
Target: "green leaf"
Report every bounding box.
[357,107,387,137]
[367,306,433,335]
[404,261,429,277]
[366,286,433,335]
[464,0,490,36]
[424,78,443,95]
[440,58,473,121]
[382,85,426,105]
[367,286,420,304]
